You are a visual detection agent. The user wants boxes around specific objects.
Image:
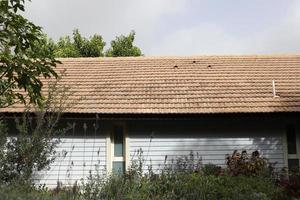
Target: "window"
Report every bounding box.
[286,124,300,171]
[287,125,297,154]
[112,161,125,173]
[114,126,124,157]
[288,159,299,171]
[112,125,125,173]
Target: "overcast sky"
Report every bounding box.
[24,0,300,56]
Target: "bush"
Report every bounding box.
[279,174,300,199]
[0,172,288,200]
[80,151,285,200]
[225,150,275,177]
[79,150,288,200]
[0,72,77,194]
[0,184,79,200]
[163,151,202,173]
[0,150,294,200]
[0,75,72,185]
[81,172,284,200]
[202,163,222,176]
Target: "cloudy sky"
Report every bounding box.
[24,0,300,56]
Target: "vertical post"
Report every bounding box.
[83,122,87,182]
[125,127,130,170]
[106,131,112,173]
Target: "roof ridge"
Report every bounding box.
[57,54,300,61]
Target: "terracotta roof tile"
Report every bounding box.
[1,55,300,114]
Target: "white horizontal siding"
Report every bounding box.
[7,117,290,188]
[128,119,285,172]
[35,137,106,188]
[129,137,284,170]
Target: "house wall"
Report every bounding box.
[35,137,107,187]
[5,114,299,188]
[22,119,107,188]
[127,116,291,172]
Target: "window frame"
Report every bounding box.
[106,121,129,173]
[284,124,300,170]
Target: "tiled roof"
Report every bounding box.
[2,55,300,114]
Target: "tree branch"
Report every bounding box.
[0,80,16,96]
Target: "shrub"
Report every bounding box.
[0,150,292,200]
[79,151,285,200]
[202,163,222,176]
[0,75,72,185]
[279,174,300,199]
[225,150,275,177]
[163,151,202,173]
[81,172,284,200]
[0,183,79,200]
[0,171,287,200]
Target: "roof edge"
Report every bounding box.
[56,54,300,61]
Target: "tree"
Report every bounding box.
[54,29,105,57]
[0,1,77,186]
[106,31,142,57]
[54,35,81,58]
[28,34,57,58]
[0,0,59,108]
[52,29,143,58]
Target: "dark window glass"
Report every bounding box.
[114,126,124,157]
[288,159,299,171]
[112,161,125,174]
[287,125,297,154]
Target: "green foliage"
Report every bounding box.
[30,28,143,58]
[73,29,105,57]
[28,34,57,58]
[54,35,80,58]
[106,31,142,57]
[202,163,222,176]
[0,118,8,166]
[0,75,71,184]
[54,29,142,58]
[54,29,105,58]
[81,170,283,200]
[0,174,286,200]
[0,184,80,200]
[79,151,284,200]
[0,149,292,199]
[0,113,61,183]
[0,0,59,108]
